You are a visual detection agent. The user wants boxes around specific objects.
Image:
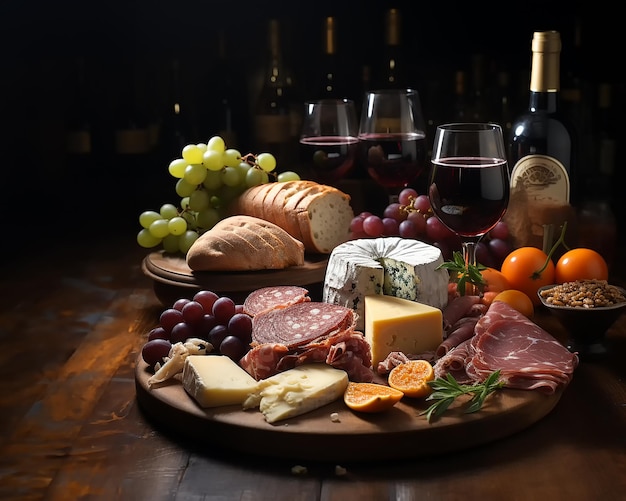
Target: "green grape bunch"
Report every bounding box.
[136,135,301,256]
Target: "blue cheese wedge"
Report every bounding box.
[323,237,449,330]
[182,355,258,408]
[364,294,443,366]
[242,364,349,424]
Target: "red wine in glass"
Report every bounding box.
[359,131,427,191]
[429,156,509,237]
[299,135,358,183]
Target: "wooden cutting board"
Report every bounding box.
[135,358,563,462]
[142,251,328,304]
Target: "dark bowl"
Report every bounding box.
[537,284,626,355]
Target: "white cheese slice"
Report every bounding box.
[323,237,449,330]
[242,364,349,424]
[364,294,443,366]
[182,355,259,408]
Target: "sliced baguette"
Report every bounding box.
[230,180,353,254]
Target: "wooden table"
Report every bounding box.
[1,233,625,501]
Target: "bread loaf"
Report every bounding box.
[231,181,353,254]
[186,215,305,271]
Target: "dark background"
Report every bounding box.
[0,1,621,256]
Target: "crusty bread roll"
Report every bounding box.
[186,215,305,271]
[231,181,353,254]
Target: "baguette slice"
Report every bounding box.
[186,215,305,271]
[231,181,353,254]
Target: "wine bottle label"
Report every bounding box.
[509,154,570,203]
[255,114,290,143]
[66,130,92,154]
[504,154,574,252]
[115,129,151,155]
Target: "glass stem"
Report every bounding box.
[462,240,478,296]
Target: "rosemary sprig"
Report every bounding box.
[436,250,486,296]
[420,371,505,423]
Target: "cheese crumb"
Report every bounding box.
[335,465,348,476]
[330,412,340,422]
[291,465,308,475]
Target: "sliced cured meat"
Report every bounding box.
[240,343,290,380]
[442,295,482,332]
[376,350,437,375]
[437,316,480,357]
[251,302,356,349]
[466,301,579,394]
[243,286,310,317]
[433,339,474,383]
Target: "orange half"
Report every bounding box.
[344,382,404,413]
[388,360,435,398]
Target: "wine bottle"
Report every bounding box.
[253,19,301,170]
[451,70,469,121]
[313,16,346,99]
[159,58,193,162]
[202,30,249,149]
[505,31,578,252]
[373,8,409,89]
[112,58,153,224]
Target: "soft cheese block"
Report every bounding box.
[242,364,349,424]
[364,294,443,366]
[323,237,449,330]
[182,355,259,408]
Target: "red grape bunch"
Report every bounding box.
[349,188,513,268]
[141,290,253,369]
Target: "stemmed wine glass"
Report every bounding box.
[358,88,428,203]
[428,123,510,292]
[299,98,359,184]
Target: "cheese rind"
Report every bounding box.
[364,295,443,366]
[323,237,449,330]
[242,364,349,423]
[182,355,259,408]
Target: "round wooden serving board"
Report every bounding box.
[135,358,563,462]
[142,251,329,304]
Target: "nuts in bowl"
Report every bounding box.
[537,280,626,356]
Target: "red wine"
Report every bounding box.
[429,157,509,237]
[299,136,358,183]
[359,132,427,189]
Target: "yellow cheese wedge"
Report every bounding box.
[242,364,349,424]
[182,355,259,408]
[364,294,443,366]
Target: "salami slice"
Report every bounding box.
[243,286,310,317]
[251,302,356,349]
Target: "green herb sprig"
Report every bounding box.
[436,250,486,296]
[421,371,505,423]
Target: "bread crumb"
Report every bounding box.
[335,465,348,476]
[291,465,308,475]
[330,412,340,422]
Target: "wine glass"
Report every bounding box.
[299,98,359,184]
[358,88,428,203]
[428,123,510,293]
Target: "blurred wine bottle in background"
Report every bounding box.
[505,31,578,253]
[199,30,250,150]
[253,18,302,172]
[372,8,409,90]
[112,57,153,226]
[312,16,348,100]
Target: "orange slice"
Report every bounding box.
[343,382,404,413]
[388,360,435,398]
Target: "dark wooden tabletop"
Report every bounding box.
[1,233,625,501]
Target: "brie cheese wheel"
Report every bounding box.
[323,237,449,330]
[242,364,349,424]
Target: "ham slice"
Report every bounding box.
[464,301,578,394]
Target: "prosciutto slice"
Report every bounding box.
[465,301,579,394]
